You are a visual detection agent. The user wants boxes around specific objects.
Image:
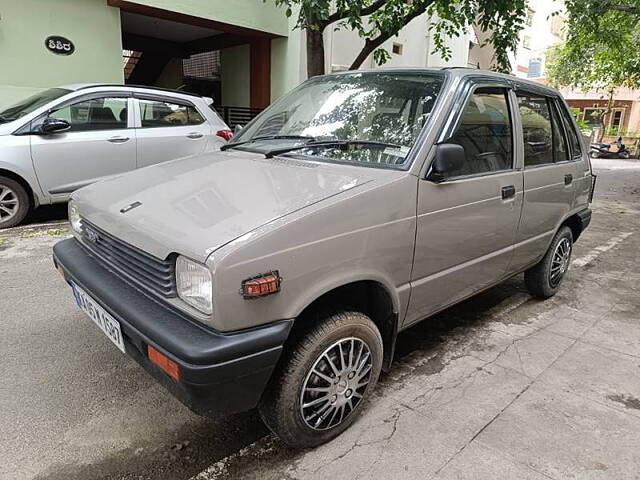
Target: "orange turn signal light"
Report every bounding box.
[148,345,180,381]
[241,271,281,299]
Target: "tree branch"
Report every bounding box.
[607,4,640,13]
[349,4,427,69]
[325,0,389,27]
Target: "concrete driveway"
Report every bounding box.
[1,158,639,480]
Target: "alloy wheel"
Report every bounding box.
[300,337,373,431]
[0,185,19,223]
[550,237,571,287]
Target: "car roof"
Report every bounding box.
[326,67,563,97]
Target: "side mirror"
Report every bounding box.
[233,124,243,135]
[41,117,70,134]
[426,143,465,182]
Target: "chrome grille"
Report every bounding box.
[80,219,176,297]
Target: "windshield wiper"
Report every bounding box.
[220,134,316,151]
[264,140,401,158]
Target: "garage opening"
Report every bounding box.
[113,3,278,127]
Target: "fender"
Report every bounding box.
[287,268,406,321]
[550,204,592,246]
[0,160,46,207]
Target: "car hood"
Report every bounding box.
[0,120,22,135]
[75,151,382,262]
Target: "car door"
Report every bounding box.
[509,92,582,273]
[134,96,210,168]
[30,94,136,199]
[405,84,524,326]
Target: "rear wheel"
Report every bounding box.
[619,151,630,159]
[0,176,30,229]
[590,151,600,159]
[259,311,383,447]
[524,226,573,298]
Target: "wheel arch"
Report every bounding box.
[560,212,584,242]
[289,279,400,371]
[0,167,37,209]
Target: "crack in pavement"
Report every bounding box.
[429,296,615,478]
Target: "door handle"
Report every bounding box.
[187,132,204,139]
[501,185,516,200]
[564,174,573,185]
[107,136,130,143]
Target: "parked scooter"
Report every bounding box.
[590,136,630,159]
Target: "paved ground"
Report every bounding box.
[1,158,639,480]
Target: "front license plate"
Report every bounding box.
[70,282,125,353]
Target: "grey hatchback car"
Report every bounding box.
[0,84,231,228]
[53,68,593,447]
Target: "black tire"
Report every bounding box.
[619,151,630,159]
[0,176,30,229]
[524,226,573,298]
[590,151,600,159]
[259,311,383,448]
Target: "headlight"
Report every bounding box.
[176,256,213,315]
[68,201,82,234]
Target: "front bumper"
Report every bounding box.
[53,238,293,416]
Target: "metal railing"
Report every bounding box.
[216,106,263,128]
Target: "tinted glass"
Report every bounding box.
[50,97,128,132]
[0,88,71,123]
[558,102,582,158]
[445,87,513,177]
[139,100,204,127]
[550,102,569,162]
[517,94,553,166]
[229,72,444,168]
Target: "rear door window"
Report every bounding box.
[517,94,554,166]
[550,101,570,163]
[139,99,205,128]
[444,86,513,178]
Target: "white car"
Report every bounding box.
[0,84,232,228]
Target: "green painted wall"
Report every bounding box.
[271,13,304,101]
[126,0,289,36]
[0,0,123,109]
[0,0,300,110]
[220,44,250,107]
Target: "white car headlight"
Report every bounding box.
[68,201,82,234]
[176,256,213,315]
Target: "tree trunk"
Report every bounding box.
[596,88,615,143]
[306,29,325,77]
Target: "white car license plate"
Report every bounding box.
[71,282,125,353]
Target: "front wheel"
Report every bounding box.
[524,226,573,298]
[0,176,30,229]
[590,151,600,159]
[619,151,630,159]
[259,311,383,447]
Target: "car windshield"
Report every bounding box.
[229,72,444,168]
[0,88,72,123]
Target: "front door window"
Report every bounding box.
[445,87,513,178]
[50,97,128,132]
